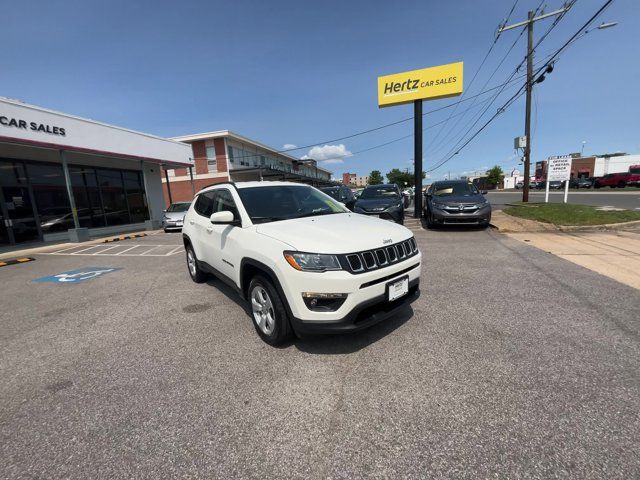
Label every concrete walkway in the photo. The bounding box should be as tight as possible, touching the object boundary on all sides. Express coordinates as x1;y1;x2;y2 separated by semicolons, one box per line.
506;230;640;290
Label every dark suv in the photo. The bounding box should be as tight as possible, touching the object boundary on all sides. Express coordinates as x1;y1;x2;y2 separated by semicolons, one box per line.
320;185;356;210
424;180;491;228
354;184;404;224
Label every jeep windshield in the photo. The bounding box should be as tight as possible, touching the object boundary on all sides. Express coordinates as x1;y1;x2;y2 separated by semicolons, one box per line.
238;185;348;224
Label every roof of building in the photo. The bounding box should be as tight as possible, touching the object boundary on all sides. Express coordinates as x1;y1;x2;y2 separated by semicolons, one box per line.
171;129;332;175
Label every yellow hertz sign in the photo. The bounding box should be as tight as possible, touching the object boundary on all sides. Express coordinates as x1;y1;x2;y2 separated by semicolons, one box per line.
378;62;464;107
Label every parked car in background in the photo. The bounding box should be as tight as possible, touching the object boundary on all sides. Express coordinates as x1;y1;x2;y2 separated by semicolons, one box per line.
423;180;491;228
163;201;191;232
320;185;356;210
594;171;640;188
515;181;524;189
570;177;593;189
354;184;404;224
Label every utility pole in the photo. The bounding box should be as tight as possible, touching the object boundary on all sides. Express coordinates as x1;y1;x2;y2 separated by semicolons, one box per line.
499;5;571;202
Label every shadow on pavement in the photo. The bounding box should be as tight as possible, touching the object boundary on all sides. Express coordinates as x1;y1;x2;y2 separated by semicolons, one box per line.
202;268;417;354
292;305;415;355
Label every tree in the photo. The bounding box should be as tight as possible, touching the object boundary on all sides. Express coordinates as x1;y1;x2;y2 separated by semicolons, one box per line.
368;170;384;185
386;168;427;188
386;168;413;188
485;165;505;187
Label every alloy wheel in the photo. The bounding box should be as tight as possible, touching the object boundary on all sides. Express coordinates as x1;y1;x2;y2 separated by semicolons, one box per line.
250;286;275;335
187;249;197;276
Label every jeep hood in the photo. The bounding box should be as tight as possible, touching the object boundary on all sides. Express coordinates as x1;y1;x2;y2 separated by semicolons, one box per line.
255;213;412;254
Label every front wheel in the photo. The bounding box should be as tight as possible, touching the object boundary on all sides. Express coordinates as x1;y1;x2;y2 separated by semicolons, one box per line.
248;275;293;346
186;244;208;283
425;210;435;229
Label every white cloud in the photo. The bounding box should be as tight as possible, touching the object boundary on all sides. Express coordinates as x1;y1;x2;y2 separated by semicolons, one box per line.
302;144;352;164
282;143;297;150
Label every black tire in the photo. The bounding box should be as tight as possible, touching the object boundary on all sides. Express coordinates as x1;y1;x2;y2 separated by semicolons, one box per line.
163;228;169;233
185;244;208;283
248;275;293;346
425;210;435;229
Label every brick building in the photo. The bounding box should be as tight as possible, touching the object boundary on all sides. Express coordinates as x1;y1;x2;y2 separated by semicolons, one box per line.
162;130;333;205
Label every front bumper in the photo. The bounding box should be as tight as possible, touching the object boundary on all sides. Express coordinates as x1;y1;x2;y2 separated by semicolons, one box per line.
355;209;404;224
428;206;491;225
290;277;420;334
163;221;184;230
280;253;421;327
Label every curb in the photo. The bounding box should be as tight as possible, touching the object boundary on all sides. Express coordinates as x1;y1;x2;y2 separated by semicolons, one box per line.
0;257;35;267
493;213;640;233
103;233;147;243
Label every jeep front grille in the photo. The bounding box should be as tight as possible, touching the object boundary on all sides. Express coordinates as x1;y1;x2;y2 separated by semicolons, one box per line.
339;238;419;274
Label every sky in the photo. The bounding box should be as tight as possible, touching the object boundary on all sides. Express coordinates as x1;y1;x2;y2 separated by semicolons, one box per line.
2;0;638;180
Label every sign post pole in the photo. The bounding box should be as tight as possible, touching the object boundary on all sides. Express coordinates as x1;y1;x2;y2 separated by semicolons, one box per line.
563;177;570;203
413;100;422;219
377;62;464;222
545;177;550;203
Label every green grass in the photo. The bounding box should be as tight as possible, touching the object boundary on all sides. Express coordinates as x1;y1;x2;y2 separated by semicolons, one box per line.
503;203;640;226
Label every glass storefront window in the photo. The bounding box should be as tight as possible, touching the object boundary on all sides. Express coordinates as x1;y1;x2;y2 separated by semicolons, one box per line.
0;160;27;185
26;163;73;233
69;167;106;228
97;169;130;226
123;170;149;223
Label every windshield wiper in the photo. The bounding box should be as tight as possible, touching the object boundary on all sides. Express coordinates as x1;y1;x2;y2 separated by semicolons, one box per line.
294;210;340;219
251;216;287;223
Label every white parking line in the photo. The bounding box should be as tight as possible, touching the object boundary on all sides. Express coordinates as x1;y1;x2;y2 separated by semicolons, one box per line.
70;245;104;255
46;244;183;257
114;245;141;255
92;245;123;255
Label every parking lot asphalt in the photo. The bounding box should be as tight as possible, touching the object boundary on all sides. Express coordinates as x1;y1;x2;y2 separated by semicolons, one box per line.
1;228;639;478
487;190;640;210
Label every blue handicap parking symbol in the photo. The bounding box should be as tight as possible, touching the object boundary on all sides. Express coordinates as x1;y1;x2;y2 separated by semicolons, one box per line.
34;267;122;284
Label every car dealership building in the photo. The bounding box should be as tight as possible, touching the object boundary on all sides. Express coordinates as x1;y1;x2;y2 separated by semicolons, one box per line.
0;97;192;246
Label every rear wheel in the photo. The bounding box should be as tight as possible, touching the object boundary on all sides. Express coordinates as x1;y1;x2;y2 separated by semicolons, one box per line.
186;244;207;283
248;275;293;346
617;181;626;188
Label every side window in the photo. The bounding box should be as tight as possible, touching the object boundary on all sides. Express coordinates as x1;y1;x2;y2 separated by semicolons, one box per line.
194;192;214;217
213;189;239;219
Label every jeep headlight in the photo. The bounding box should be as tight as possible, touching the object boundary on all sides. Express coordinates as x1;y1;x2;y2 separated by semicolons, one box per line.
283;251;342;272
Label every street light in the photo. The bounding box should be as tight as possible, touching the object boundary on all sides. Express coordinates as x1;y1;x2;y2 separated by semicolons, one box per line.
581;140;587;157
597;21;618;30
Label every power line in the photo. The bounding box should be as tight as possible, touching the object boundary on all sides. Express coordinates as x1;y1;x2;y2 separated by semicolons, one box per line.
427;0;617;174
225;72;530;163
428;0;520;148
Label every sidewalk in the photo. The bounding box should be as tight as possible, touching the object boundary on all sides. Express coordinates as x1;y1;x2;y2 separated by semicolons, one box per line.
0;230;157;261
506;230;640;290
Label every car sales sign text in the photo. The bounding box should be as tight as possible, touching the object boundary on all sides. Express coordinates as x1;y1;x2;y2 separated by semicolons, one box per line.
378;62;463;108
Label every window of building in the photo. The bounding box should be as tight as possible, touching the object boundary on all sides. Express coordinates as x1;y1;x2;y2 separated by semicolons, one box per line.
123;170;149;223
97;169;130;226
26;163;72;232
69;167;106;228
206;146;217;172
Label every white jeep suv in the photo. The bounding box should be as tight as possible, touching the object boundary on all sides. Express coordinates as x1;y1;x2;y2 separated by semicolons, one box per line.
182;181;421;345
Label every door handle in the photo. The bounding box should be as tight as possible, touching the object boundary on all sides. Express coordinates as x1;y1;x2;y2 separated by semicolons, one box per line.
206;226;213;233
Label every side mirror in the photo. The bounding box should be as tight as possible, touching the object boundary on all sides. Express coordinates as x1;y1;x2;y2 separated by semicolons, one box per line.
210;210;236;225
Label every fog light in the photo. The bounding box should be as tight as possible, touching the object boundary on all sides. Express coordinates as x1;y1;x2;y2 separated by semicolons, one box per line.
302;292;347;312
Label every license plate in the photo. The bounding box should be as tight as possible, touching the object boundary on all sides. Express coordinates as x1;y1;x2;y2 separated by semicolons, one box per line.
176;221;183;226
387;276;409;301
